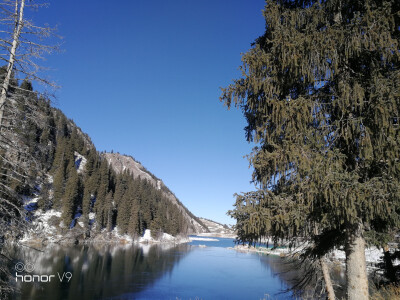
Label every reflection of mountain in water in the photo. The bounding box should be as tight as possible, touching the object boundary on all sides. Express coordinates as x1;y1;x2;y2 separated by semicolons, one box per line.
10;243;189;300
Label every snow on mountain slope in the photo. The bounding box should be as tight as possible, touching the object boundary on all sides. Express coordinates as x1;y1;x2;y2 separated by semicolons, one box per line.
74;151;87;173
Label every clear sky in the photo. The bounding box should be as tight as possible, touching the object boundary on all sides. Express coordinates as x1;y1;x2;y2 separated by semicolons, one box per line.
31;0;266;225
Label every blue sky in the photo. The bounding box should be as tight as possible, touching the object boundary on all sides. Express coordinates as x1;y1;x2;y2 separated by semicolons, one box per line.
31;0;266;225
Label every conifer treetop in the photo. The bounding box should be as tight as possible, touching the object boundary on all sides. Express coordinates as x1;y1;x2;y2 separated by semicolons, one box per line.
222;0;400;245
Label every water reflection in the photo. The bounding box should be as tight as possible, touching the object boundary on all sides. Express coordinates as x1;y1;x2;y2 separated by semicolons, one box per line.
10;243;189;300
9;241;334;299
258;253;347;299
129;247;294;299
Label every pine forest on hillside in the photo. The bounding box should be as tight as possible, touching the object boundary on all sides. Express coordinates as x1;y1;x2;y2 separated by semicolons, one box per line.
0;67;202;238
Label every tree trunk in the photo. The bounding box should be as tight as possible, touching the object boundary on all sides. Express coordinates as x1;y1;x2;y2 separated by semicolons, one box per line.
0;0;25;129
345;225;368;300
320;257;335;300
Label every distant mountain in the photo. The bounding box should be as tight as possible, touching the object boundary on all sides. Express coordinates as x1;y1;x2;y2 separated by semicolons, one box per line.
198;218;236;238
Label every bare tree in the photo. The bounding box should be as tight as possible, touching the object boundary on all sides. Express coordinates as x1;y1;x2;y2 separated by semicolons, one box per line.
0;0;58;229
0;1;58;298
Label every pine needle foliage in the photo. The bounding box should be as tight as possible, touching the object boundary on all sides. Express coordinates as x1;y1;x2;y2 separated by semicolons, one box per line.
222;0;400;256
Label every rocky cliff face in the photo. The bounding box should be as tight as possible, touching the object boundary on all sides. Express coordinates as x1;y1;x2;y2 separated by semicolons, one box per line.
103;152;208;234
102;153;157;184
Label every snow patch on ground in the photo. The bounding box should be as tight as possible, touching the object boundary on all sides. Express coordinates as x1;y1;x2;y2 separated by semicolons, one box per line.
19;209;62;243
233;244;389;270
22;196;39;212
331;247;384;264
22;195;39;205
159;232;174;241
139;229;154;243
137;229;189;244
110;226;133;244
74;151;87;173
89;212;95;223
232;244;291;256
34;209;61;221
47;174;53;184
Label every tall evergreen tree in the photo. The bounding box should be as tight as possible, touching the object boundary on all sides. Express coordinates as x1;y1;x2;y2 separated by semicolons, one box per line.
81;175;95;229
94;158;113;228
61;166;80;228
221;1;400;299
116;188;131;234
105;191;114;232
52;135;76;209
37;179;52;210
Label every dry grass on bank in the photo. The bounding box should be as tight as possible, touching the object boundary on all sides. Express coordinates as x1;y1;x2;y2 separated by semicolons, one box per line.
370;284;400;300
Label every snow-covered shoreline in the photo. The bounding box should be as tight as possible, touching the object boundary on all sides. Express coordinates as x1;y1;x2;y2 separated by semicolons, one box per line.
196;232;237;239
230;243;389;271
20;200;191;246
19;226;190;246
231;244;290;256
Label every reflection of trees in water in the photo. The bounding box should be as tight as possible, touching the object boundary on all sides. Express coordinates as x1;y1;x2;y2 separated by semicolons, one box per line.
10;243;189;300
258;254;347;299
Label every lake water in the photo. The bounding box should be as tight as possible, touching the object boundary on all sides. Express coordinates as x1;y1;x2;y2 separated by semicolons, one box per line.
9;237;302;300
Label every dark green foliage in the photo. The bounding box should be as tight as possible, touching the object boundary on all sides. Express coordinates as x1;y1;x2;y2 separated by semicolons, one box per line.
61;167;80;228
128;199;140;236
81;176;95;229
84;150;97;178
37;180;52;210
93;159;111;228
113;172;192;237
223;0;400;246
105;191;114;232
116;187;131;234
222;2;400;297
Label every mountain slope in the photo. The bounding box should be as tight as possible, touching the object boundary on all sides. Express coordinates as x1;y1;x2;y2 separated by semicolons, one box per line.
1;77;207;240
198;218;236;238
103;153;208;234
